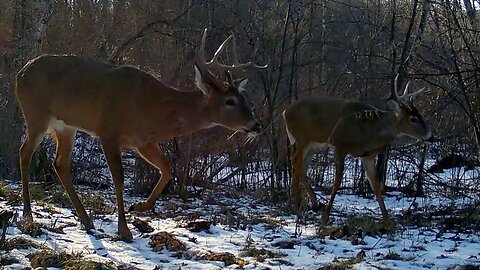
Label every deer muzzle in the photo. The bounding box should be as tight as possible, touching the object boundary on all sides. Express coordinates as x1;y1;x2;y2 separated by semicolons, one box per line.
244;121;262;135
423;131;434;143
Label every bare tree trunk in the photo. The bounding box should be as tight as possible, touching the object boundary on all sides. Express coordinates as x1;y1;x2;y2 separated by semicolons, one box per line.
5;0;52;183
415;144;428;196
320;0;327;87
268;2;291;200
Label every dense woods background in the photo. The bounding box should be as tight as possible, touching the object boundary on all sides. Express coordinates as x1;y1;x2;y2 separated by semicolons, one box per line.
0;0;479;202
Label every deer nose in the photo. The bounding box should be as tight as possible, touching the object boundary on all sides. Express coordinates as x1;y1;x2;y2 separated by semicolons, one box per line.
251;122;262;133
424;132;434;143
244;121;262;134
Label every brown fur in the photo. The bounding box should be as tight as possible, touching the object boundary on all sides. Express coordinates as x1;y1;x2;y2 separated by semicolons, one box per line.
284;96;432;224
16;54;260;240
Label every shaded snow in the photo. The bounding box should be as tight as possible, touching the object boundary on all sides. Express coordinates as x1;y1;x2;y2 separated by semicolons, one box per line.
1;175;479;269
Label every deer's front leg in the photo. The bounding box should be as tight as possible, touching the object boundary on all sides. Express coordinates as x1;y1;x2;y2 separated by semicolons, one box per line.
129;143;173;212
101;139;132;241
300;148;319;211
291;147;306;213
53;128;93;230
19;127;47;223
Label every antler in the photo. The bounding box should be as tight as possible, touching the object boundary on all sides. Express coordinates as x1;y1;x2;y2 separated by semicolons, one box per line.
392;74;426;103
198;28;268;71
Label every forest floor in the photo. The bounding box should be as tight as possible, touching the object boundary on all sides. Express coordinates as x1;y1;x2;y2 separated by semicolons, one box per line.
0;177;479;269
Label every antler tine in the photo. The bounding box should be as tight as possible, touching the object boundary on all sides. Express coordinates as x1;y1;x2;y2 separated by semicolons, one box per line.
250;38;268;69
392;74;401;101
199;28;208;62
197;28;229;67
198;29;233;70
227;33;268;69
401;81;411;98
229;33;240;66
209;35;233;64
228;34;268;69
404;87;426;103
396;77;426;103
199;29;268;71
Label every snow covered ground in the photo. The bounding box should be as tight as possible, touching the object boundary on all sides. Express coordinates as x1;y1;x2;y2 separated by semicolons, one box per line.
1;176;479;269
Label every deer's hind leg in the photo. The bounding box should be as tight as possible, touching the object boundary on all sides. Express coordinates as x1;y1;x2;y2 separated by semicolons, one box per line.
19;124;48;222
321;151;346;225
300;143;330;211
18;102;50;222
129;143;173;212
361;155;389;222
52;126;93;230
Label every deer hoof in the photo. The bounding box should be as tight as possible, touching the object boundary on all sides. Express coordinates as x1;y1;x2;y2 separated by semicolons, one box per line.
129;202;152;212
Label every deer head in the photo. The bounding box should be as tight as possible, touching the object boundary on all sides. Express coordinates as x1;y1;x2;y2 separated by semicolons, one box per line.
194;29;267;135
386;75;433;142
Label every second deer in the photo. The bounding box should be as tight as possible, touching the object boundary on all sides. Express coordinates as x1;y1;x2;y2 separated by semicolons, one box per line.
283;76;433;224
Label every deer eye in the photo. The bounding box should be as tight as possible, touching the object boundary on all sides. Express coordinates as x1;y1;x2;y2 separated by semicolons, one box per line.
409;116;418;123
225;98;237;106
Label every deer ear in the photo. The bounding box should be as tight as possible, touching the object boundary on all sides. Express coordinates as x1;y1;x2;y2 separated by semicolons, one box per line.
387;99;401;114
238;78;248;93
194;64;211;96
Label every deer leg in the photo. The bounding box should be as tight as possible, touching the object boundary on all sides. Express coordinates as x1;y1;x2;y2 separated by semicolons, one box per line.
301;149;319;211
19;126;47;222
322;152;346;225
291;146;306;213
129;143;172;212
361;155;389;221
52;128;93;230
101;139;132;241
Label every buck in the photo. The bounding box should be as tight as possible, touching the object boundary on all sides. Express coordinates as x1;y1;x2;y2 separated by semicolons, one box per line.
16;29;266;240
283;76;433;224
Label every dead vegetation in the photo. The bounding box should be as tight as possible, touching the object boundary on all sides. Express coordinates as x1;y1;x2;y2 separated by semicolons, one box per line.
318;216;395;241
4;236;39;251
132;218;154;233
197;251;247;267
318;250;366;269
27;249;73;268
27;248;117;269
149;232;187;252
83;194;114;215
239;246;286;262
0;183;20;205
18;220;44;237
0;254;19;266
185;220;212;232
382;250;403;260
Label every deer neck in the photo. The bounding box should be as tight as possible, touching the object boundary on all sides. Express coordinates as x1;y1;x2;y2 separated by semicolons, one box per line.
141;87;214;141
376;111;402;141
167;90;213;133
